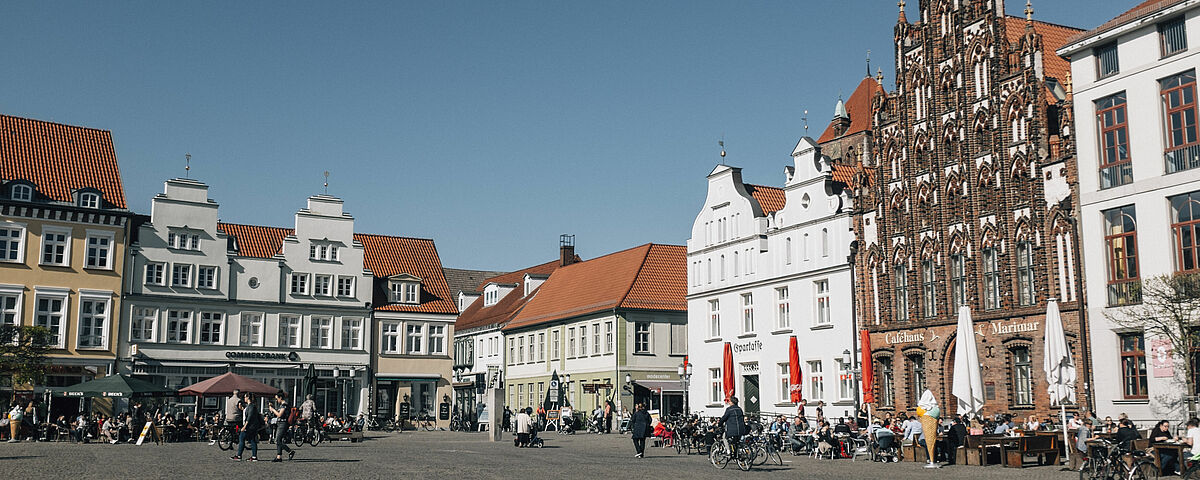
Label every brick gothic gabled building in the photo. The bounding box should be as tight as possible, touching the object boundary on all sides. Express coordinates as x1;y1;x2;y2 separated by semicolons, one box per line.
854;1;1089;419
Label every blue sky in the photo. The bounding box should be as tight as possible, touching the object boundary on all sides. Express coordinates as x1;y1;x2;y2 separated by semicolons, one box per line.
2;1;1120;271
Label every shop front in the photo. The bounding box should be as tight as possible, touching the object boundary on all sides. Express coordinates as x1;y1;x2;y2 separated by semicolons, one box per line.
374;374;450;427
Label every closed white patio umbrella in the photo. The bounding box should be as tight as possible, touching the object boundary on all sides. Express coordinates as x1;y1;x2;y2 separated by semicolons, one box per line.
952;305;985;418
1044;299;1076;462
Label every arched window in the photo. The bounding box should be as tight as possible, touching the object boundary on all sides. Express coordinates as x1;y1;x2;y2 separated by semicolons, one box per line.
79;192;100;209
821;229;829;257
720;255;726;281
733;251;740;277
11;184;32;202
785;237;793;265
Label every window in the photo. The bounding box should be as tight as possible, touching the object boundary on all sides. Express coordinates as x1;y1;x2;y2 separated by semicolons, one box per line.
741;293;754;332
809;360;824;400
733;251;739;277
79;234;111;270
894;265;909;322
551;329;561;360
908;354;926;405
1163;70;1200;172
1120;333;1148;399
78;192;100;209
290;273;309;295
309;242;339;261
1172;191;1200;272
878;358;894;407
518;384;525;409
785;237;793;265
1095;42;1119;78
199;312;223;345
710;368;723;403
279;315;301;348
803;234;809;261
406;323;424;354
518;335;526;363
708;299;720;337
340;317;362;349
1104;205;1141;306
982;248;1000;310
1012;347;1033;406
0;225;24;262
591;324;600;355
537;332;545;361
720;255;725;281
484;288;498;306
311;316;332;349
170;263;192;288
815;280;831;325
635;322;651;353
166;310;192;344
779;363;791;402
707;258;712;284
313;274;332;296
605;321;614;354
381;322;400;353
921;260;937;317
949;254;966;308
10;184;31;201
337;276;355;297
578;324;587;355
429;325;445;355
77;297;108;349
776;287;790;329
670;323;686;355
197;266;217;289
167;232;200;250
131;307;157;342
145;262;165;286
35;294;66;348
1016;242;1034;306
40;228;69;266
1161;17;1188;57
392;282;419;304
1096;92;1133;189
240;313;263;346
838;360;853;400
821;228;829;257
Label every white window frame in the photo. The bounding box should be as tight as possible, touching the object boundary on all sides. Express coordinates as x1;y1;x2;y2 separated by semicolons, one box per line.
0;286;23;330
779;363;791;402
567;327;576;357
591;323;600;356
837;359;853;400
10;184;32;202
551;329;561;360
579;324;587;354
403;283;419;304
537;331;545;361
33;288;68;348
40;226;71;267
808;360;824;400
709;299;721;338
144;262;166;286
239;312;263;347
336;276;355;297
604;321;614;354
741;293;754;333
196;265;218;290
406;323;425;354
171;263;193;288
309;242;339;261
710;368;722;403
815;280;831;326
776;286;790;329
76;292;110;350
78;192;100;209
83;231;114;270
341;317;363;350
0;222;26;264
313;274;332;297
634;322;651;353
311;316;333;349
198;311;224;345
381;322;401;354
279;315;301;348
290;273;309;295
166;309;192;344
429;324;445;355
131;306;157;342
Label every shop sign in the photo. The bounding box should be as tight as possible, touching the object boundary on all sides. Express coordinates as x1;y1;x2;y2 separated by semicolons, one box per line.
1152;338;1174;378
884;330;925;345
225;351;300;362
732;340;763;354
646;374;671;379
975;321;1040;336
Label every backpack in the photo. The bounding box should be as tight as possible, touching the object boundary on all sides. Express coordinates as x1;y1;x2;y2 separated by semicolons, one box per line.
287;407;299;425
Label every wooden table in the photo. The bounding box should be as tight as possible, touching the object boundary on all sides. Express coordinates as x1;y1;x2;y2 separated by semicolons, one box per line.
1153;442;1189;474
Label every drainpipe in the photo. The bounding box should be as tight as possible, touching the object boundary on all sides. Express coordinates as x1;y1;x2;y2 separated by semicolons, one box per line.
848;239;861;421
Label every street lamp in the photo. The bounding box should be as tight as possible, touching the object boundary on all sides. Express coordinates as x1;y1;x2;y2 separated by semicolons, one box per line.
678;362;692;416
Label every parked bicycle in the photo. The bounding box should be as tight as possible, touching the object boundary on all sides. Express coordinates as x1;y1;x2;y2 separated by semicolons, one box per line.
412;411;436;431
1080;438;1158;480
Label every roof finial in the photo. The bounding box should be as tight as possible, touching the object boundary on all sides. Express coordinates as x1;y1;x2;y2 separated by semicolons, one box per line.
876;67;884;83
802;110;809;134
323;170;330;194
866;49;872;78
718;138;726;165
1025;0;1033;21
185;153;191;178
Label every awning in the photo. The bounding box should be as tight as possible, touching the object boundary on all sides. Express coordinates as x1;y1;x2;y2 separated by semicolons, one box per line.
377;374;442;382
632;379;684;393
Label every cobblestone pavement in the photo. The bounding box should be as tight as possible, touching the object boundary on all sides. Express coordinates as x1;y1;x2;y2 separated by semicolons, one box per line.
1;430;1082;479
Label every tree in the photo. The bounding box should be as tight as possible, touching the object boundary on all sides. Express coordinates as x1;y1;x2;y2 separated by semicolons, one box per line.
1106;273;1200;419
0;325;52;389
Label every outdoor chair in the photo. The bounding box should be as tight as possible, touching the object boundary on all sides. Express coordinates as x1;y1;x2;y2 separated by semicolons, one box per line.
850;436;871;461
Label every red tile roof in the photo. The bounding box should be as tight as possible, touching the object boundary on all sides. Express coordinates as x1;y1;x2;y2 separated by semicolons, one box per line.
456;260;567;332
1003;17;1083;83
817;77;885;144
505;244;686;330
0;114;128;209
1064;0;1183;47
745;184;786;215
356;233;457;314
218;223;293;258
832;164;877;189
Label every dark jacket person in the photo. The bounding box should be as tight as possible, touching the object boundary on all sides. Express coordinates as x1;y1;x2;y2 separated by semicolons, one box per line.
630;404;652;458
720;396;747;440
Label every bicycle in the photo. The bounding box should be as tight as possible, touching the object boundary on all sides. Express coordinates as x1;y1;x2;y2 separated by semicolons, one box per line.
1080;438;1158;480
1182;452;1200;479
413;411;436;431
292;421;325;447
709;436;753;471
214;423;238;451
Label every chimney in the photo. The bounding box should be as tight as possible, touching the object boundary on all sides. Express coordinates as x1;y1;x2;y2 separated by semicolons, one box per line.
560;234;577;266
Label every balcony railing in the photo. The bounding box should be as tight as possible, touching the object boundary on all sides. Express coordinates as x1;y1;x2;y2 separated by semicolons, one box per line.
1166;144;1200;174
1100;162;1134;189
1107;280;1142;307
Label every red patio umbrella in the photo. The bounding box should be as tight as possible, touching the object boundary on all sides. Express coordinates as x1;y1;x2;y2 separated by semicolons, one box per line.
860;329;875;404
788;336;802;404
178;372;280;397
723;342;735;401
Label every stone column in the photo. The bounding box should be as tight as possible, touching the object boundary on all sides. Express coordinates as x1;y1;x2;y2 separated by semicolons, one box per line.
486;387;504;441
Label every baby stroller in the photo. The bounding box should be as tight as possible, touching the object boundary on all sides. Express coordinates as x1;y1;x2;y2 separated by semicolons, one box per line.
528;427;545;448
872;432;900;462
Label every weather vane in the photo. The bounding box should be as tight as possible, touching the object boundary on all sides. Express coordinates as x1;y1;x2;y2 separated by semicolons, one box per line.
718;138;726;165
185;153;191;178
803;110;809;133
323;171;330;194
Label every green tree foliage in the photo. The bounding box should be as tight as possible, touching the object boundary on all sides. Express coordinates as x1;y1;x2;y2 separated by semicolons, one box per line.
0;325;52;387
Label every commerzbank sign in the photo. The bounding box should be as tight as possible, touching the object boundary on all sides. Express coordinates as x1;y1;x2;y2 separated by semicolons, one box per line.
883;320;1042;345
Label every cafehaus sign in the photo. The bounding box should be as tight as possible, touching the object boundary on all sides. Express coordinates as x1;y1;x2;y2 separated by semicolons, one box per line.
884;320;1042;345
226;351;301;362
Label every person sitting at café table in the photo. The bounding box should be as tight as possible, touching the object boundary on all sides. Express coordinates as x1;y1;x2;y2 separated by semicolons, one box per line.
1071;418;1094;472
1116;419;1142;452
1150;420;1178;474
1175;418;1200;465
834;417;852;435
1025;416;1040;432
903;415;922;444
816;421;839;457
1102;416;1117;434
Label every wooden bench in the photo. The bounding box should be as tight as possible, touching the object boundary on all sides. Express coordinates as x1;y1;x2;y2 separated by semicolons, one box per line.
1004;435;1059;467
964;435;1006;465
326;431;364;443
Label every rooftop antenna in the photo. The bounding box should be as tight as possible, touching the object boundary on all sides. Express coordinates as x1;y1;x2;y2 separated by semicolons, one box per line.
718;137;726;165
323;171;329;194
185;153;191;178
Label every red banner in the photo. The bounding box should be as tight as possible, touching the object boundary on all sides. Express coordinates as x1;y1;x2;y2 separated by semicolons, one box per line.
860;329;875;404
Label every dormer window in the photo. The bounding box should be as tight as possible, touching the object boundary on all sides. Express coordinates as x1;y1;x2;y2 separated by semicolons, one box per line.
78;192;100;209
167;231;201;251
484;286;499;306
309;242;340;262
388;274;422;304
11;185;32;202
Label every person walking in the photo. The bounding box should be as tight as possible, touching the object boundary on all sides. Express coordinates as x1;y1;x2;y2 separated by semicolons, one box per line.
232;393;262;461
269;391;296;462
514;407;532;447
604;400;614;434
630;403;652;458
1071;418;1094;471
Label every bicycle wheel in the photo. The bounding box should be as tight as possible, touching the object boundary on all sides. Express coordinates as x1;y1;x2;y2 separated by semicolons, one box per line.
217;429;234;451
308;430;321;446
292;428;306;448
1130;461;1159;480
423;419;435;431
1183;464;1200;480
710;443;730;468
768;445;783;466
751;442;768;466
736;445;752;471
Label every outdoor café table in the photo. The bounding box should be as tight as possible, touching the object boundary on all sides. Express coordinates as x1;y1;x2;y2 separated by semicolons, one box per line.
1153;441;1189;473
792;433;815;453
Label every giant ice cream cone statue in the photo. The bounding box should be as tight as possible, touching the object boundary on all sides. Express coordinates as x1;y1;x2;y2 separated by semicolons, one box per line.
916;389;941;468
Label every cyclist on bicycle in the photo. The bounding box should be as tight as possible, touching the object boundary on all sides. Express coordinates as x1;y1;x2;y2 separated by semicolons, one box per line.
720;396;748;456
300;394;316;429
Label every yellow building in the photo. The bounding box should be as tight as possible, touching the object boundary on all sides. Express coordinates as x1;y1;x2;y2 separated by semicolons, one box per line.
0;114;132;412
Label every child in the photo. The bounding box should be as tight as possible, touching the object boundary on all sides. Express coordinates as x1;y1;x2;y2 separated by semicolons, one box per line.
1071;418;1093;472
